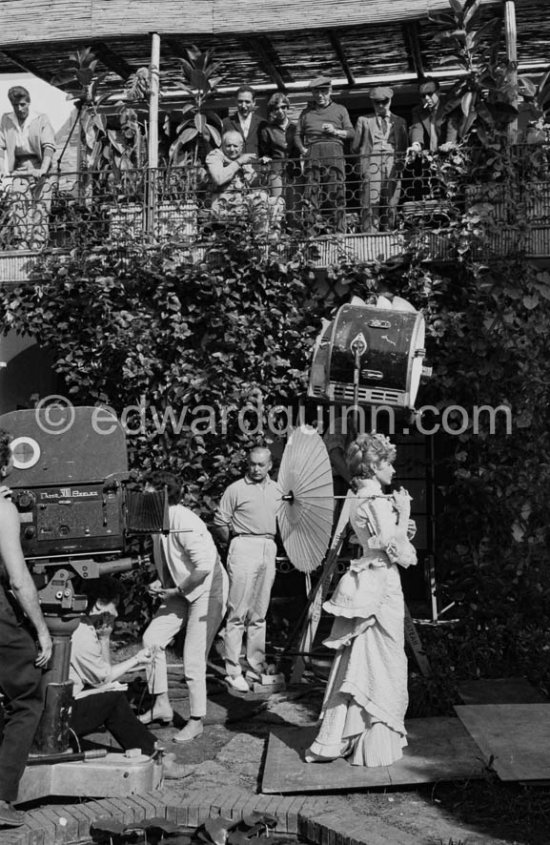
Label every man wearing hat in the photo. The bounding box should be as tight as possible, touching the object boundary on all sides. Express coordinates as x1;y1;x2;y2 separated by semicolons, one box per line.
296;77;354;233
408;78;459;156
352;86;409;231
407;78;460;200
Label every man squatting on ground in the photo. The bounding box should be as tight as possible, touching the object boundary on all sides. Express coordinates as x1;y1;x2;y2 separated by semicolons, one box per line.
213;447;279;693
0;429;53;827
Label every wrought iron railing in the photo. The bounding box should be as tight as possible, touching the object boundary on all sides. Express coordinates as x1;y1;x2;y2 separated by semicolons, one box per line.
0;145;549;253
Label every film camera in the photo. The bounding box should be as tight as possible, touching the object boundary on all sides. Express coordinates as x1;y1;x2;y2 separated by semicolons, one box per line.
0;405;167;615
0;405;170;799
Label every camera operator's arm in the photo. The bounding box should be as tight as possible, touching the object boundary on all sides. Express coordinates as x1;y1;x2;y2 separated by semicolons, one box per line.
0;499;52;667
104;648;151;684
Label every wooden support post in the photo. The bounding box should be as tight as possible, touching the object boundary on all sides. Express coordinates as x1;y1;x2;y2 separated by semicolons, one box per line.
505;0;518;144
146;32;160;237
404;604;432;677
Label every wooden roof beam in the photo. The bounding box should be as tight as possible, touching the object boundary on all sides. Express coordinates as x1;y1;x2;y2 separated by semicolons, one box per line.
92;42;133;80
244;35;291;92
328;31;356;87
0;49;53;83
402;21;425;79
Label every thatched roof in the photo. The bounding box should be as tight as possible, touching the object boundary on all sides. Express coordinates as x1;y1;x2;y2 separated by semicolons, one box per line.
0;0;548;96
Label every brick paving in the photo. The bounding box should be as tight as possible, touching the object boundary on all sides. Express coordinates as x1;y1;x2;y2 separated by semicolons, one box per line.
7;788;394;845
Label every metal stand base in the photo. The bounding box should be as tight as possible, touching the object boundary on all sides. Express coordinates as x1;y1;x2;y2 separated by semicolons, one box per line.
249;673;286;693
17;753;162;804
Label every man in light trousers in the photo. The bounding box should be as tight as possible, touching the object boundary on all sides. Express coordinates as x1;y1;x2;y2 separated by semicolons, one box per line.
140;472;228;742
213;447;279;693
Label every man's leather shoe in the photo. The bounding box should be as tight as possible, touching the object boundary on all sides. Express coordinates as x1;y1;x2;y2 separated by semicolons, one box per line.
162;752;188;780
0;801;26;827
172;720;204;743
226;674;250;693
138;707;173;726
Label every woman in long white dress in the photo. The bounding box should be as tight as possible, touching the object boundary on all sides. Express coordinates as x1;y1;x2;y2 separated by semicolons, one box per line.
306;433;417;767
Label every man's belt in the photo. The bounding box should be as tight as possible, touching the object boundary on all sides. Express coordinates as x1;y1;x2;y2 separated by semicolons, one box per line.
233;533;275;539
308;139;344;147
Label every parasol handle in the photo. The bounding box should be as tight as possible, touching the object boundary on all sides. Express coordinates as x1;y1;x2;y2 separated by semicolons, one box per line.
281;491;295;503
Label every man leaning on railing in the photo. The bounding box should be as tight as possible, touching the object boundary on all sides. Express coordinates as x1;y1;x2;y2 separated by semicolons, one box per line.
0;86;56;251
205;130;281;238
296;77;354;235
405;78;459;204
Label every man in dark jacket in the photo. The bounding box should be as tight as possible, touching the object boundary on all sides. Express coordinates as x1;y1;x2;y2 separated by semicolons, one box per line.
222;86;266;156
408;78;459;154
406;78;460;201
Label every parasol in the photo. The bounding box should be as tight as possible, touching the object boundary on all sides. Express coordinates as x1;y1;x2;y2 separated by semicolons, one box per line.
276;425;334;573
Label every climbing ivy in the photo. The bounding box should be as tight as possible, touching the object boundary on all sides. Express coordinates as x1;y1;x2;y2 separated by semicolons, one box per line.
0;232;327;514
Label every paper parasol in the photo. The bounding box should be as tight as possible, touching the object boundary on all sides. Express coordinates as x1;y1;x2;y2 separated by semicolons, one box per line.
276;425;334;573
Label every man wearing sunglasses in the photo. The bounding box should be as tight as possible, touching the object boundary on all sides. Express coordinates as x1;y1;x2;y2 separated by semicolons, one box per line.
352;86;409;232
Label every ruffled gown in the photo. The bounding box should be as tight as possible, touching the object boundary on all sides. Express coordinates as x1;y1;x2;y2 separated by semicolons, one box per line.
306;478;416;767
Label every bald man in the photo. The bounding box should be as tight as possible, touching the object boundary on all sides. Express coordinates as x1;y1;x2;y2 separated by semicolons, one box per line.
206;130;271;230
213;447;279;692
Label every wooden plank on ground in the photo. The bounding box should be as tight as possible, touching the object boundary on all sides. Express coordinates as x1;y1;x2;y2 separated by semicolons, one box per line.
456;677;547;705
455;703;550;782
261;718;484;793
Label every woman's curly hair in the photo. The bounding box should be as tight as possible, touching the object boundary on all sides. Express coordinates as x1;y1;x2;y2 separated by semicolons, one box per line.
346;433;396;491
0;429;12;471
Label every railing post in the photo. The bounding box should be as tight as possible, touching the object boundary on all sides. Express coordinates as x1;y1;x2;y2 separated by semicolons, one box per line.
146;31;161;238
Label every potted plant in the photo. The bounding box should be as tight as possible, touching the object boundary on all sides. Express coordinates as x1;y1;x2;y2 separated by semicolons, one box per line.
157;45;224;244
53;50;152;244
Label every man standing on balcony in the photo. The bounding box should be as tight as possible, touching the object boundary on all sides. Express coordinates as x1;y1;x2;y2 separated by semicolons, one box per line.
0;86;56;250
352;87;409;232
296;77;354;234
222;86;267;156
406;79;459;200
408;79;459;155
213;447;279;693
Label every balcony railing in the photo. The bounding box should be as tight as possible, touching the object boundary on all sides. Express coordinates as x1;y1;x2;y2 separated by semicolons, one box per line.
1;146;549;260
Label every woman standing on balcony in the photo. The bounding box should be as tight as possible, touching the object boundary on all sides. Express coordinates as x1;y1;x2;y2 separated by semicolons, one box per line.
305;433;417;767
0;86;56;250
259;93;300;200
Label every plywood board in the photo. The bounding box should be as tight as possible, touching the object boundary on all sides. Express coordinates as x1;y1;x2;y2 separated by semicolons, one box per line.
457;677;547;705
261;718;484;794
455;704;550;782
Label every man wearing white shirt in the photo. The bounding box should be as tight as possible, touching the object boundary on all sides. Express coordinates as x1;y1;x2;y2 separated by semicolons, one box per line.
0;86;56;248
140;472;228;742
213;447;279;693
